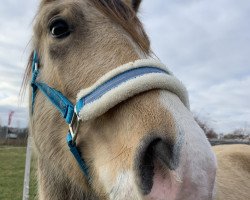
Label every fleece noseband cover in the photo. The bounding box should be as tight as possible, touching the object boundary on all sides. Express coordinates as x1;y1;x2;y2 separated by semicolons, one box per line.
76;59;189;121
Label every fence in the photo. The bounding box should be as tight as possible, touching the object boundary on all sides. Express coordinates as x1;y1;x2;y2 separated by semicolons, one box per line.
0;127;28;146
209;139;250;146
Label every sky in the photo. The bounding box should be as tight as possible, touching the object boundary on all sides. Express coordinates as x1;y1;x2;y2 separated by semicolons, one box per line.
0;0;249;134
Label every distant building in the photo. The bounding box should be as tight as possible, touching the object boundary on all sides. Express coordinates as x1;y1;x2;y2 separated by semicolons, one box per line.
0;126;28;140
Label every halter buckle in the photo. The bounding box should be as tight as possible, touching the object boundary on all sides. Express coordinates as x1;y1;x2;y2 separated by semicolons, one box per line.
69;113;80;143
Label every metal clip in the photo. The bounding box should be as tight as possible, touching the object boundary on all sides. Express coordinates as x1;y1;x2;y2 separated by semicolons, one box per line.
35;62;38;71
69;113;80;143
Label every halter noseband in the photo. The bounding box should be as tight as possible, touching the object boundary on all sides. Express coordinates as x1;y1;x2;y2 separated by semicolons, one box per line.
31;51;189;183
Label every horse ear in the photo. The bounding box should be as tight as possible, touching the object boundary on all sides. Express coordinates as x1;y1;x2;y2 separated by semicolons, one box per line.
123;0;142;12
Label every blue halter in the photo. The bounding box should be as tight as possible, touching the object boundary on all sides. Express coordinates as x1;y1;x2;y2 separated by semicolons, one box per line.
31;51;170;182
31;51;90;180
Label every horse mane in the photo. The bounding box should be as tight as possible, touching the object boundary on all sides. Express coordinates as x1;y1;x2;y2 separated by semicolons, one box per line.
21;0;150;99
20;51;33;102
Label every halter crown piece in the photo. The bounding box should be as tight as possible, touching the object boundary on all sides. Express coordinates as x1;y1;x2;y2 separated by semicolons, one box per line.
31;51;189;183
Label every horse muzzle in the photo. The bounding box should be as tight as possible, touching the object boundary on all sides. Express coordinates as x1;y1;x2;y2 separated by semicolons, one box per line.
134;135;182;200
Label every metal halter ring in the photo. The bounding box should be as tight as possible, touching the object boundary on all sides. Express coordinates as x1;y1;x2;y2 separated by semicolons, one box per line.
69;112;80;143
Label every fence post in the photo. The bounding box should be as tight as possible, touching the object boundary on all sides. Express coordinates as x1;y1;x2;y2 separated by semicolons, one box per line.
22;136;32;200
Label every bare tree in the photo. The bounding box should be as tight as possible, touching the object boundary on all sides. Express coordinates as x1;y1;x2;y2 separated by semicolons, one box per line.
194;117;218;139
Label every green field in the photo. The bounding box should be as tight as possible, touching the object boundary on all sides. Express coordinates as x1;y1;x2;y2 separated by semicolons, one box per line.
0;146;37;200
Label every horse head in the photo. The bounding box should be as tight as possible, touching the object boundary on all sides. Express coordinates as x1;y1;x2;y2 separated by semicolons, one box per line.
26;0;217;199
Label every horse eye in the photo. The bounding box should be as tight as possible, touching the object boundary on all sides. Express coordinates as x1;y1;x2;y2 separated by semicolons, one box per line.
49;19;71;39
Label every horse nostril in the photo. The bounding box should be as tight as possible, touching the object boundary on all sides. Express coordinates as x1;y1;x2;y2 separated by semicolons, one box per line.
154;139;177;170
135;138;179;195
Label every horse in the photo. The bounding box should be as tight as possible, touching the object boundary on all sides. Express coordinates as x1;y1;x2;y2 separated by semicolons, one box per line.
213;144;250;200
23;0;219;199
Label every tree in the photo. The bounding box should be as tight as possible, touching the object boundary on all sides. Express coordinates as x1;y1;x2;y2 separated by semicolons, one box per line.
224;128;247;140
194;117;218;139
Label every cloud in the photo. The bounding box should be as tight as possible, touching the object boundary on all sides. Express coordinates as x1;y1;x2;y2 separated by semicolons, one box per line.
0;0;38;128
191;76;250;132
141;0;250;133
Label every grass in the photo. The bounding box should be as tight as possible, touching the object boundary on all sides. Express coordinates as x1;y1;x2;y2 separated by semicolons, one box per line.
0;146;37;200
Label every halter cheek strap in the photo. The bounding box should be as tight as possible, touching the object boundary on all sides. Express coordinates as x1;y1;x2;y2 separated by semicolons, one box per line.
31;51;90;180
30;51;189;183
